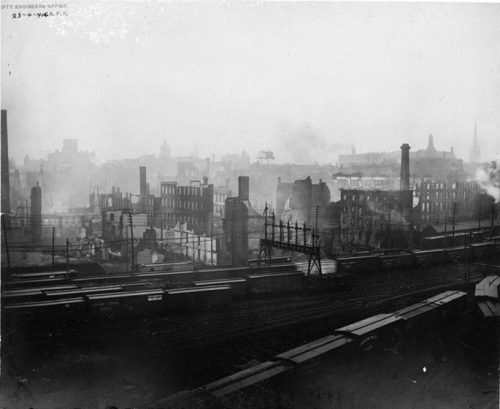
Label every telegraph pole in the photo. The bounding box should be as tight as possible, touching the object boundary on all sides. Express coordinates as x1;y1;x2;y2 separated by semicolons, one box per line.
388;205;392;249
315;206;319;233
52;226;55;265
128;212;135;271
66;237;69;271
211;220;214;267
478;194;482;229
464;232;470;282
2;214;11;272
125;225;129;272
452;202;457;242
491;203;496;235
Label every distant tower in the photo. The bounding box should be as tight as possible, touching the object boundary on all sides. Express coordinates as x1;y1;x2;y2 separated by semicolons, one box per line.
426;134;436;152
139;166;147;196
139;166;147;212
400;144;411;191
470;121;481;163
30;182;42;244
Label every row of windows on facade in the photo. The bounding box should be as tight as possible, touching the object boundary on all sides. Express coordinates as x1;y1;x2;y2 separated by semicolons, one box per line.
161;197;207;210
417;182;478;190
214;193;230;203
341;216;383;228
420;201;474;214
336;179;397;187
41;216;82;225
341;193;402;203
161;185;207;197
417;192;459;200
342;204;403;216
162;213;206;225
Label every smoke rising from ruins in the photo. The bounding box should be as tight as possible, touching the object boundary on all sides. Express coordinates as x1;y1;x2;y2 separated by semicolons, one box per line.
475;161;500;203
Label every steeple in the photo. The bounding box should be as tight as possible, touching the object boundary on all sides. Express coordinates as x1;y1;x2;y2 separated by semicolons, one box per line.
470;120;481;163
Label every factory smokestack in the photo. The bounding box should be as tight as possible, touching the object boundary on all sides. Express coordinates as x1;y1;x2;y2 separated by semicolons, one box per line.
1;110;11;218
139;166;147;196
400;143;410;191
30;182;42;244
238;176;249;201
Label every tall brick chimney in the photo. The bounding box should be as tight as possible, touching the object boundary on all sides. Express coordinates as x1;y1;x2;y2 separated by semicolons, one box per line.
238;176;249;201
400;143;410;191
139;166;147;196
30;182;42;244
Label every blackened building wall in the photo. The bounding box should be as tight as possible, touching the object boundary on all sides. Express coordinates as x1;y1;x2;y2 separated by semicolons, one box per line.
224;197;249;266
223;176;264;266
415;180;490;224
276;176;330;226
340;188;413;249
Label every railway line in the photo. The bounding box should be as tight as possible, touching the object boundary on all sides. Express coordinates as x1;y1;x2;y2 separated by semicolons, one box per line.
3;255;496;405
4;258;487;355
3;238;497;360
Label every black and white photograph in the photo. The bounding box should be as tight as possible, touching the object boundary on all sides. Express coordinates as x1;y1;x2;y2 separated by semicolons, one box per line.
1;1;500;408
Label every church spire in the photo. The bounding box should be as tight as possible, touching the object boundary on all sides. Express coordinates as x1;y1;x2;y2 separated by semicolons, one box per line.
470;120;481;163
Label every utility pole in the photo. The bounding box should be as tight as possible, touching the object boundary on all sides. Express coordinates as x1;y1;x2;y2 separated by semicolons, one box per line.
315;206;319;234
315;206;320;249
388;205;392;249
464;232;469;282
231;209;235;266
128;212;135;271
2;214;11;272
125;225;129;272
452;202;457;243
66;237;69;271
211;219;214;267
271;212;275;242
478;194;482;229
491;203;497;238
52;226;55;265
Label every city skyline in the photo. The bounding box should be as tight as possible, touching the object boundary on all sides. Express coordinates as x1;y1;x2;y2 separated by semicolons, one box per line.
1;1;500;165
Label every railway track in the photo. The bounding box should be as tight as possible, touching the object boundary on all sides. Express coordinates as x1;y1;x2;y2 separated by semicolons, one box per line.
7;261;484;355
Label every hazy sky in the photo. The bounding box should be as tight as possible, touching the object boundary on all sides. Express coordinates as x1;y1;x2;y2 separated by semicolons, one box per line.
2;1;500;165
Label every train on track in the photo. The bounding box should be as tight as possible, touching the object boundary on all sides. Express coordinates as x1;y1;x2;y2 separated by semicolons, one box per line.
163;289;467;404
2;265;305;320
336;240;500;274
3;239;498;320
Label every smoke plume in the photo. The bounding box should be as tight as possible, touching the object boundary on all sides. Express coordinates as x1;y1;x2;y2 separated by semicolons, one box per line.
475;160;500;203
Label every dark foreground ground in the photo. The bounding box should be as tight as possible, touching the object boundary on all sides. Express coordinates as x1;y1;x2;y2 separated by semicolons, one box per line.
215;306;498;409
1;255;499;408
1;295;497;409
